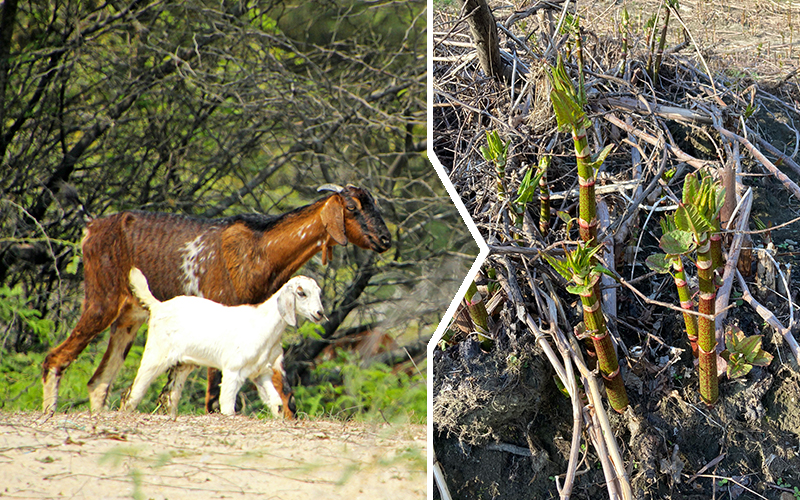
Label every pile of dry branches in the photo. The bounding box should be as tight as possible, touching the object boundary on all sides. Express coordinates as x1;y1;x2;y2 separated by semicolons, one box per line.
433;1;800;499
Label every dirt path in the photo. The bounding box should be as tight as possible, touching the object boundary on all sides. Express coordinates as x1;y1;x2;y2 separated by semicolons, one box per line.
0;412;426;499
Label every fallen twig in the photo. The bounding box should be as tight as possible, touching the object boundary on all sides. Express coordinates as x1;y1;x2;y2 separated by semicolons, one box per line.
736;268;800;364
433;452;453;500
602;113;714;170
714;187;753;345
718;127;800;200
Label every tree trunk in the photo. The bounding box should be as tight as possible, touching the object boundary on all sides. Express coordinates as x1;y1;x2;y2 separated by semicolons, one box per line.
456;0;508;81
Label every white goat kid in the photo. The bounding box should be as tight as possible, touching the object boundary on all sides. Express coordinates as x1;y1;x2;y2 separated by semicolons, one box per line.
123;267;324;417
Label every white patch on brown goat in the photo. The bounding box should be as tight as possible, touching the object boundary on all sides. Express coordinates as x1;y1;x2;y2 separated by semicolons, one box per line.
181;235;206;297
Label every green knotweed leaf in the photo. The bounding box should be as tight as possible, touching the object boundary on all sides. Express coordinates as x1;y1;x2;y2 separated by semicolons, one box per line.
675;204;712;237
566;283;593;295
660;230;696;256
553;375;570;398
539;155;552;170
588;144;615;172
727;355;753;379
737;335;763;361
725;326;743;351
544;253;574;282
723;326;774;375
550;88;580;132
548;56;585;131
659;214;677;235
592;263;617;280
645;253;672;274
515;166;538;204
713;186;726;219
682;173;700;205
751;349;774;367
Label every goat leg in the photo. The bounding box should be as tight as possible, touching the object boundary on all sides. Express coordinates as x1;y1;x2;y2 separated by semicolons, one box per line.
42;298;126;412
122;352;170;413
167;363;195;418
271;356;296;419
205;367;223;413
219;371;244;416
87;304;147;412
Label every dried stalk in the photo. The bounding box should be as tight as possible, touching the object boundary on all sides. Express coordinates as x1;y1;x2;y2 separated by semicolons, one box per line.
736;269;800;364
603;113;713;170
567;338;633;500
529;286;630;500
746;125;800;179
433;452;453;500
714;188;753;344
718;127;800;200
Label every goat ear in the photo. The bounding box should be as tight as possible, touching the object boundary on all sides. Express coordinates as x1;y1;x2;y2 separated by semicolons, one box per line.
278;288;297;326
320;197;347;246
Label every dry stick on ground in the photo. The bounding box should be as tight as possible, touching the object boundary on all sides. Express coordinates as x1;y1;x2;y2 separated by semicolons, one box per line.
527;287;629;500
602;114;715;170
746;125;800;179
527;290;580;500
612;104;645;248
556;337;583;500
566;333;632;500
612;148;671;240
736;269;800;364
597;198;616;320
433;451;453;500
616;272;727;321
718;127;800;201
533;283;631;500
714;187;753;347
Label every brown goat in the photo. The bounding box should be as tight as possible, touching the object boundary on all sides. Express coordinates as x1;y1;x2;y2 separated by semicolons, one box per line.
42;185;391;416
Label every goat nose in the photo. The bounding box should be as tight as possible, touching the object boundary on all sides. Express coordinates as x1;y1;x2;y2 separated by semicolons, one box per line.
379;234;391;246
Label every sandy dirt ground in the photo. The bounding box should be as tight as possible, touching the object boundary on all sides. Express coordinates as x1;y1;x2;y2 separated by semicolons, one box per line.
0;411;426;499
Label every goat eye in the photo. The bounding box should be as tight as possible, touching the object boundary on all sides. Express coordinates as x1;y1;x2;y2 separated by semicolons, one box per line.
346;204;356;212
297;289;306;297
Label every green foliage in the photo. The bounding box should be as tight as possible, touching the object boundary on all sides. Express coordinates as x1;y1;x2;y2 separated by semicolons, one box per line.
297;321;324;340
0;285;55;347
480;130;509;169
588;144;615;173
1;0;461;421
675;173;725;240
514;162;543;206
557;211;576;235
675;203;714;238
645;253;672;274
549;55;590;131
776;478;800;500
660;230;696;257
295;352;426;424
720;325;773;379
544;244;610;290
0;350;45;410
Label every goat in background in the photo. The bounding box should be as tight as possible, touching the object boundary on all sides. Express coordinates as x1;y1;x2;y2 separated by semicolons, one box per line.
43;184;391;416
123;268;324;417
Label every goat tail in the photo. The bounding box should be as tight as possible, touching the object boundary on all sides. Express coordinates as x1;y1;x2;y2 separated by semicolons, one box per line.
128;267;160;310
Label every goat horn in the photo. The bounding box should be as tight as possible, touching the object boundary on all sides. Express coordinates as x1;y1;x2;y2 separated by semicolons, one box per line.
317;184;345;193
